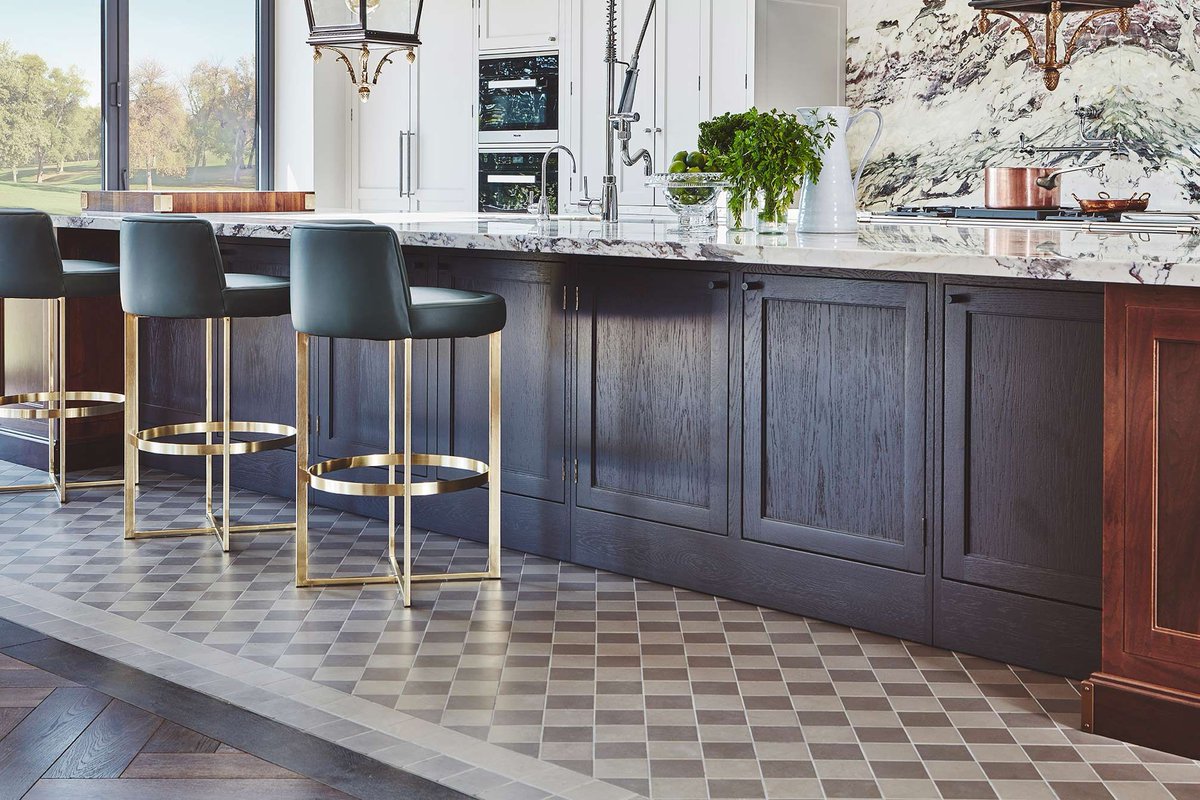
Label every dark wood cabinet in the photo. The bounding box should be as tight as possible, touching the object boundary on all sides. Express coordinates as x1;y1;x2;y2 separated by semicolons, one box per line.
427;256;571;560
742;274;927;572
575;266;731;535
938;285;1103;677
1086;285;1200;759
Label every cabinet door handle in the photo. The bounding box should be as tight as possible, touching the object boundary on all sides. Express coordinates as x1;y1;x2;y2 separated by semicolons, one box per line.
947;293;969;304
742;281;764;291
708;280;729;290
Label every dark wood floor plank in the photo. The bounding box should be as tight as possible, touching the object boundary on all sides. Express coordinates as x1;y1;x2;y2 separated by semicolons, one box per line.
0;620;45;649
123;752;302;780
0;655;31;670
141;720;222;754
0;668;79;689
44;700;163;779
0;687;110;800
24;779;354;799
0;708;31;740
0;688;53;708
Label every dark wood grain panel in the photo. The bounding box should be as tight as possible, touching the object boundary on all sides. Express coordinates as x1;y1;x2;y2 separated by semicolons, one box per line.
122;752;299;779
943;286;1103;608
1152;340;1200;636
577;267;730;534
743;275;926;572
142;721;222;754
82;191;316;214
44;700;162;779
439;257;568;505
0;687;110;798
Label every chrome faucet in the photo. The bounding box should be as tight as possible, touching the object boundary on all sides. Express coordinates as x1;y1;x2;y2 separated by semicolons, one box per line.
529;146;577;220
580;0;657;223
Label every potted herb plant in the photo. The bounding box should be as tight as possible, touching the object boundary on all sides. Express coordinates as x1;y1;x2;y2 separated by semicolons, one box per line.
700;108;835;234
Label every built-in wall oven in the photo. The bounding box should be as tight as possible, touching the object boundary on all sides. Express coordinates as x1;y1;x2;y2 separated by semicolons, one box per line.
478;52;560;144
479;151;558;214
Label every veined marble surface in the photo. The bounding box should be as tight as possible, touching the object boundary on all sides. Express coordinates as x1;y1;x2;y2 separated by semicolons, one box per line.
847;0;1200;210
51;210;1200;286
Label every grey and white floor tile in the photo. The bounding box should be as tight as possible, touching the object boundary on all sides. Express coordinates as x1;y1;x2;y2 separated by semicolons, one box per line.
0;460;1197;800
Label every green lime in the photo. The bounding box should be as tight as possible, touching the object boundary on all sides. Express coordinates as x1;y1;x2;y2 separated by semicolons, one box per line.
672;150;689;165
668;160;687;174
687;152;708;169
687;166;702;174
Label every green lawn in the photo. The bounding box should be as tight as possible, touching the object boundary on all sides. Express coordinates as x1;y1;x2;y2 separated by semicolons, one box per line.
0;160;258;215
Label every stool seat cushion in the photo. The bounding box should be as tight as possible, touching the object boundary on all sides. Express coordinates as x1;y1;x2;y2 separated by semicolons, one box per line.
222;273;291;319
62;260;120;298
409;287;506;340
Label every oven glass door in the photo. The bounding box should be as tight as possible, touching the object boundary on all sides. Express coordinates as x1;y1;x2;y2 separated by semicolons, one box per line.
479;54;559;144
479;152;558;214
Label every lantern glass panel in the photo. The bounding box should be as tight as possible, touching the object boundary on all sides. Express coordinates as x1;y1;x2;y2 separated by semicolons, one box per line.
369;0;417;34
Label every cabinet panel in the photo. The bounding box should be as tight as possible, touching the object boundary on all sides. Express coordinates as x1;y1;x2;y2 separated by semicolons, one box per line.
479;0;560;51
577;267;729;534
743;275;926;572
1125;305;1200;669
943;286;1103;608
439;257;568;504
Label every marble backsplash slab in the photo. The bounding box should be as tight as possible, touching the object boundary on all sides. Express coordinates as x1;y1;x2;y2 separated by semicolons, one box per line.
845;0;1200;210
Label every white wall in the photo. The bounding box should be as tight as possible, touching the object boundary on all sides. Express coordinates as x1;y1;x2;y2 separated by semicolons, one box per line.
754;0;846;110
273;0;315;191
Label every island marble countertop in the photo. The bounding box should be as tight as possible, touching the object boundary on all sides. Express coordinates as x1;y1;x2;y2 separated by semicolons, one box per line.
51;210;1200;286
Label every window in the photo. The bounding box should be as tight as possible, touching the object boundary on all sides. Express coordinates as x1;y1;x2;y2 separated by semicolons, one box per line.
0;0;272;213
0;2;103;214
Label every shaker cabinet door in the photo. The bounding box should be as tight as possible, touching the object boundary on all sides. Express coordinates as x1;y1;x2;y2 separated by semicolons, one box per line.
742;274;927;572
942;286;1103;608
576;267;731;535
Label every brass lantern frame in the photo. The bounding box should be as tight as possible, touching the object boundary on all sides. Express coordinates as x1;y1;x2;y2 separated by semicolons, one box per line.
969;0;1138;91
304;0;425;101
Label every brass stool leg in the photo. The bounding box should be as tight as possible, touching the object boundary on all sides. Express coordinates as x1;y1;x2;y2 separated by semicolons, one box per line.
487;330;502;579
205;318;214;538
401;339;413;607
124;313;139;539
220;317;232;552
295;332;310;587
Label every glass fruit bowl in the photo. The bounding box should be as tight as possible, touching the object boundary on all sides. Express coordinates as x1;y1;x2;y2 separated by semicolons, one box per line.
647;172;728;231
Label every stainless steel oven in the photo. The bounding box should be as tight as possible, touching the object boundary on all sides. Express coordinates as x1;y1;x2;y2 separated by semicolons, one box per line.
479;150;558;214
478;52;560;144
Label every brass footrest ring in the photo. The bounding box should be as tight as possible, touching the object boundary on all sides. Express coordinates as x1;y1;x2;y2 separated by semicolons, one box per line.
133;421;297;457
0;391;125;420
307;453;489;498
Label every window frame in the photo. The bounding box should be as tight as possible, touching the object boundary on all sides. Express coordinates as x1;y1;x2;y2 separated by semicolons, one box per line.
100;0;274;191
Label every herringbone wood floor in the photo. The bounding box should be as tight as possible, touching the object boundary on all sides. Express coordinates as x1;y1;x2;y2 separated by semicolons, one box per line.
0;651;351;800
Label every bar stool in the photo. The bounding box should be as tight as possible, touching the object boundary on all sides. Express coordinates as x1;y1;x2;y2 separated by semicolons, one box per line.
0;209;124;503
290;222;505;606
120;215;297;550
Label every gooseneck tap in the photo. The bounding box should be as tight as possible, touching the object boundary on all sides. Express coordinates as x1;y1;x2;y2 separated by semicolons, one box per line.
530;146;578;220
596;0;657;223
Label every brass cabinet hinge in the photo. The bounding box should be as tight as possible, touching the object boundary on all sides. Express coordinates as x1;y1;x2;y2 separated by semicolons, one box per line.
561;458;566;481
573;458;579;484
575;286;580;311
562;285;567;311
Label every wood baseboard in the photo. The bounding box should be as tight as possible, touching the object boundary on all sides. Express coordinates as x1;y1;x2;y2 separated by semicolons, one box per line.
1084;673;1200;760
0;428;121;472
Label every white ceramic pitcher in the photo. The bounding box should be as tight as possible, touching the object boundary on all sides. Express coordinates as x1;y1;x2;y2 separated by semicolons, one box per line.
797;106;884;234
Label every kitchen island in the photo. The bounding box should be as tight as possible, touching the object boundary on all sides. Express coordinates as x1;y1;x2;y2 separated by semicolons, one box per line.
10;211;1200;759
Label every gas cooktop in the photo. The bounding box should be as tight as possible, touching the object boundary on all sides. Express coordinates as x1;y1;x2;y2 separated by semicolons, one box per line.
883;206;1124;223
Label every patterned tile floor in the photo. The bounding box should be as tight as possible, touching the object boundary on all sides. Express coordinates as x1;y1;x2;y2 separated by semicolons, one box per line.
0;460;1197;800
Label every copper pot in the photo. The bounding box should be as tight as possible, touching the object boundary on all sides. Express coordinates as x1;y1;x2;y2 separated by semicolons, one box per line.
1073;192;1151;214
984;165;1100;210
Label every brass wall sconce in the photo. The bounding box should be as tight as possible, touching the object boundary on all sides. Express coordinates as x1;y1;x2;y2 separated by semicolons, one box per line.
968;0;1139;90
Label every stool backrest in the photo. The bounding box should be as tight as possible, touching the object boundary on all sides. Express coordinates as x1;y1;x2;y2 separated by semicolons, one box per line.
120;215;227;318
0;209;65;299
291;223;414;341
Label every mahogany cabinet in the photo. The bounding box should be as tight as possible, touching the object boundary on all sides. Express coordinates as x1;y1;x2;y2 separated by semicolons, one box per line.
1086;285;1200;760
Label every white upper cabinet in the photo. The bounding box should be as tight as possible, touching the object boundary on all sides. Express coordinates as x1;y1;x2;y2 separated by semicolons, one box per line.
478;0;562;52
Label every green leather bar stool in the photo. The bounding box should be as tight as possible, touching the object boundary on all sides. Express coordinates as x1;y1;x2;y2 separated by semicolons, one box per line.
0;209;124;503
120;215;297;550
290;222;506;607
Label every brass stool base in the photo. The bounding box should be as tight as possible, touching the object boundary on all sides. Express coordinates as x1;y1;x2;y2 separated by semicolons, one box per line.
0;299;125;504
295;332;502;607
124;314;296;552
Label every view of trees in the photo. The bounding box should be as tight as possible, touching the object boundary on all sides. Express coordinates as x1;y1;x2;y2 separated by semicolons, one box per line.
0;39;256;203
0;42;98;185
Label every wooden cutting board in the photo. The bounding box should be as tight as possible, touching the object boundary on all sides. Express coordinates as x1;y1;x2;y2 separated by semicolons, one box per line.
81;191;317;214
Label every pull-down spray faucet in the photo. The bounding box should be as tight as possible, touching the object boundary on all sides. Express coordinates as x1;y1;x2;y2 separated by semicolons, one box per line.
587;0;657;223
